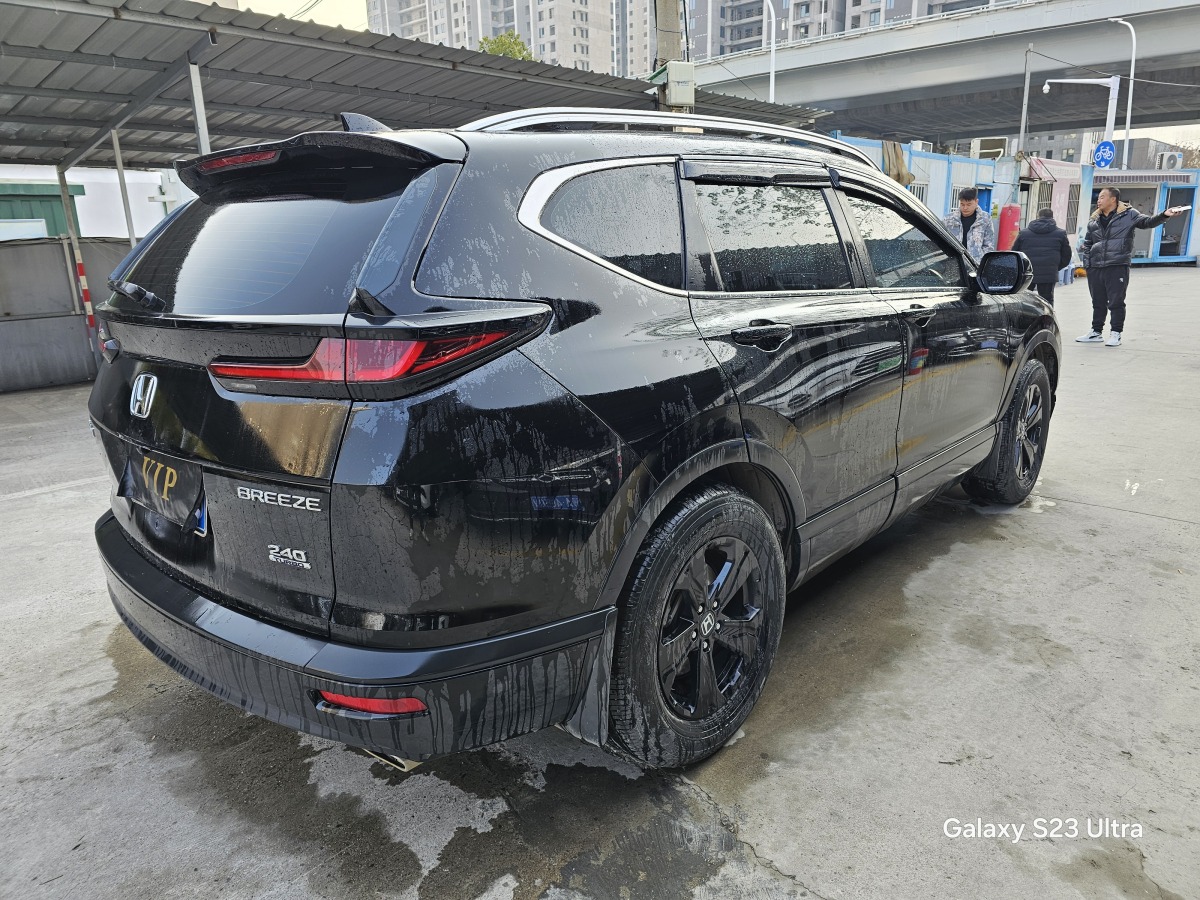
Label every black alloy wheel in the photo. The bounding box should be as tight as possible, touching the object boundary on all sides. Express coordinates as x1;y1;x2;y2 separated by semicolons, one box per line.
1013;380;1046;484
609;485;785;769
658;537;764;720
963;357;1053;505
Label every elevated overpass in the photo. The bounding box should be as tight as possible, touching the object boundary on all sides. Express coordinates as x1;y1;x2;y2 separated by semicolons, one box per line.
695;0;1200;141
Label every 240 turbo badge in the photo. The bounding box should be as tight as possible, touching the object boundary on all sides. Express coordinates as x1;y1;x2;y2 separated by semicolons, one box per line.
268;545;311;569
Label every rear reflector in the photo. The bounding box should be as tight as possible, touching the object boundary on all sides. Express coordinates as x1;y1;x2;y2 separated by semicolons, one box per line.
317;691;427;716
196;150;279;173
208;333;512;385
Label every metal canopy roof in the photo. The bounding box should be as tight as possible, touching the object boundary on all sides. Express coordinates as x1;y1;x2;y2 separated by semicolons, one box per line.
0;0;827;171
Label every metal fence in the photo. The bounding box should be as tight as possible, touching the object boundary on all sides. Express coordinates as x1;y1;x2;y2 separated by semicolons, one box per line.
0;237;128;393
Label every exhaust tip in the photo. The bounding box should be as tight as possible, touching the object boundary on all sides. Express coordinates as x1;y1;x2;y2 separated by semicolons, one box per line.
363;749;423;773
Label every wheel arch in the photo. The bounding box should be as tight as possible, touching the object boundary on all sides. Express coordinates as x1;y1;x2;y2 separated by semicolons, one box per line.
594;439;806;612
1008;326;1060;410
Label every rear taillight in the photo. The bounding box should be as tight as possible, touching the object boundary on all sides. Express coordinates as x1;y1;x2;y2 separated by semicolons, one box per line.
208;339;345;382
317;690;427;716
196;150;279;174
208;332;514;385
348;332;509;380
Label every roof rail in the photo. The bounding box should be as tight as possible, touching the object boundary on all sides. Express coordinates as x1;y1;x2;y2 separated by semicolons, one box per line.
460;108;878;170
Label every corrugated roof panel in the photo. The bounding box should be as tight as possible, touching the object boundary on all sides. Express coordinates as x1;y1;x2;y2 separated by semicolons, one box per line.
0;0;823;169
0;56;56;88
31;12;107;54
41;62;150;97
0;6;78;50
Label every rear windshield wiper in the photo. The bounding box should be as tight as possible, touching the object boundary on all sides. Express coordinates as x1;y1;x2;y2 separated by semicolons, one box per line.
108;280;165;312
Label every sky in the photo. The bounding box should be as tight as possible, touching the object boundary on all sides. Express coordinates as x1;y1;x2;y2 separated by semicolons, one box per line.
232;0;1197;146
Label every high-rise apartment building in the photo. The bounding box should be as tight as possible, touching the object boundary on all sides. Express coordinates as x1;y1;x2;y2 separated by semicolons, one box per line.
686;0;844;62
367;0;612;73
367;0;506;49
528;0;613;71
612;0;655;79
366;0;981;79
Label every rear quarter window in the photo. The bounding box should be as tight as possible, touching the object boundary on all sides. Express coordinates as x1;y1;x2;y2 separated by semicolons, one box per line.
540;163;684;290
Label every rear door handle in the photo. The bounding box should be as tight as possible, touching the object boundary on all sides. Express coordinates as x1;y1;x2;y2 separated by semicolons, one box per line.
731;321;793;351
901;305;938;326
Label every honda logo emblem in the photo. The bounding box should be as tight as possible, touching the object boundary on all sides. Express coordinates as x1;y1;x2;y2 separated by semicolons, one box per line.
130;373;157;419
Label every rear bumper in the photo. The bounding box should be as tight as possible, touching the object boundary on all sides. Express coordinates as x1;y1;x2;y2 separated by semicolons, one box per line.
97;513;614;760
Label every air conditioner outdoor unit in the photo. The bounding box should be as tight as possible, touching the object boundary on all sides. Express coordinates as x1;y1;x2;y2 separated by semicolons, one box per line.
1156;151;1184;170
972;137;1009;160
911;140;934;153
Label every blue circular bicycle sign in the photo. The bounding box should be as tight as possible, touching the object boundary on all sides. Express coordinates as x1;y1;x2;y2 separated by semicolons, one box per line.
1093;140;1117;168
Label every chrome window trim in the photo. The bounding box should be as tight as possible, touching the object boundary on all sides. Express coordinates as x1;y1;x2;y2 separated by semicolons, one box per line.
518;156;689;297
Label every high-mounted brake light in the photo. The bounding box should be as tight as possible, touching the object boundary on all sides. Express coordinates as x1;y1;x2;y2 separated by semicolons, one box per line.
317;691;427;716
208;332;513;384
196;150;279;174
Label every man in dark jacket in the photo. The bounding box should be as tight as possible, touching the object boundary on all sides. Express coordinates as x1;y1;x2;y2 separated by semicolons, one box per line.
1012;208;1072;305
1076;186;1185;347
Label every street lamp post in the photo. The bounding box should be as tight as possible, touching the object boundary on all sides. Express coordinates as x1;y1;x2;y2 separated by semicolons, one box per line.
1109;17;1136;170
1043;76;1121;145
1016;43;1032;161
762;0;777;103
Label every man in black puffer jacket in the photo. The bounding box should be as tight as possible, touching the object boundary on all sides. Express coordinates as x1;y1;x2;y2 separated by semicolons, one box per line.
1076;186;1185;347
1012;208;1072;305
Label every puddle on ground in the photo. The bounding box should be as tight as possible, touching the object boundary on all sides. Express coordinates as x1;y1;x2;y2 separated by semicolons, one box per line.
100;627;803;899
1054;840;1186;900
95;488;1029;898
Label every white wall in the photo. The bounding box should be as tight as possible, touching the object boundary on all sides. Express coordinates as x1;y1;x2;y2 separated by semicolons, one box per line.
0;164;172;240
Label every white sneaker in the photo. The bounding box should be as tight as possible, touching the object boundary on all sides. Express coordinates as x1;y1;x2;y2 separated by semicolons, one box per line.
1105;331;1122;347
1076;330;1104;343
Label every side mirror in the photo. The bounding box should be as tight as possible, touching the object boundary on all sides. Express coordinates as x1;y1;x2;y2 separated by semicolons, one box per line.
976;251;1034;294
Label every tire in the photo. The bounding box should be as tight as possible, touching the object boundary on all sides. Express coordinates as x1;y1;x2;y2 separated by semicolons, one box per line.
963;358;1053;505
607;485;785;769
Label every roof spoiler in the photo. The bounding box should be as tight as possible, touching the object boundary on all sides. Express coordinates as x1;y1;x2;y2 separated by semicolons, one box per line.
176;129;466;194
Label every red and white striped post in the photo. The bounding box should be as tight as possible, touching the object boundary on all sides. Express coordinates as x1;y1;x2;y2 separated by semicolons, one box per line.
56;169;98;342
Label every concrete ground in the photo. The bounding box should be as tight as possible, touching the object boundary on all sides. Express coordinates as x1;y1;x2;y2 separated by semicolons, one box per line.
1;268;1197;900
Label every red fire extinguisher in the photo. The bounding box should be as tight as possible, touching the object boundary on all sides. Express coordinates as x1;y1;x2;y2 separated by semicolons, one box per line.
998;204;1021;251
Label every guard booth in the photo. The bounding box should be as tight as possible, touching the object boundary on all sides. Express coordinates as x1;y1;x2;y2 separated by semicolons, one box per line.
1085;170;1198;264
1000;158;1199;265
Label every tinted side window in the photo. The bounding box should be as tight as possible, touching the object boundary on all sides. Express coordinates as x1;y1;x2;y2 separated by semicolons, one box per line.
844;194;965;289
691;184;851;292
541;164;683;289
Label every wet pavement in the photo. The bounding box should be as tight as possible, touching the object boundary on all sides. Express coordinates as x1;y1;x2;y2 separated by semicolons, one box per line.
2;268;1198;899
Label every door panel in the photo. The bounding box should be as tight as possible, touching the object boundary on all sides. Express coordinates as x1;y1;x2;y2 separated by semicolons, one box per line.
887;288;1008;470
693;292;904;518
682;175;904;545
836;191;1009;476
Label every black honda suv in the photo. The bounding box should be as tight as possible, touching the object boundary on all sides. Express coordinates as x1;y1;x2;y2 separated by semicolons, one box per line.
90;108;1058;769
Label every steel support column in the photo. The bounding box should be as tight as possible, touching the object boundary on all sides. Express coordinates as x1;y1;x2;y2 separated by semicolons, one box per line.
111;130;137;248
54;31;219;171
188;62;211;156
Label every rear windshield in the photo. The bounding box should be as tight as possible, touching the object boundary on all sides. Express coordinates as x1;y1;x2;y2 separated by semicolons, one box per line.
117;167;432;316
